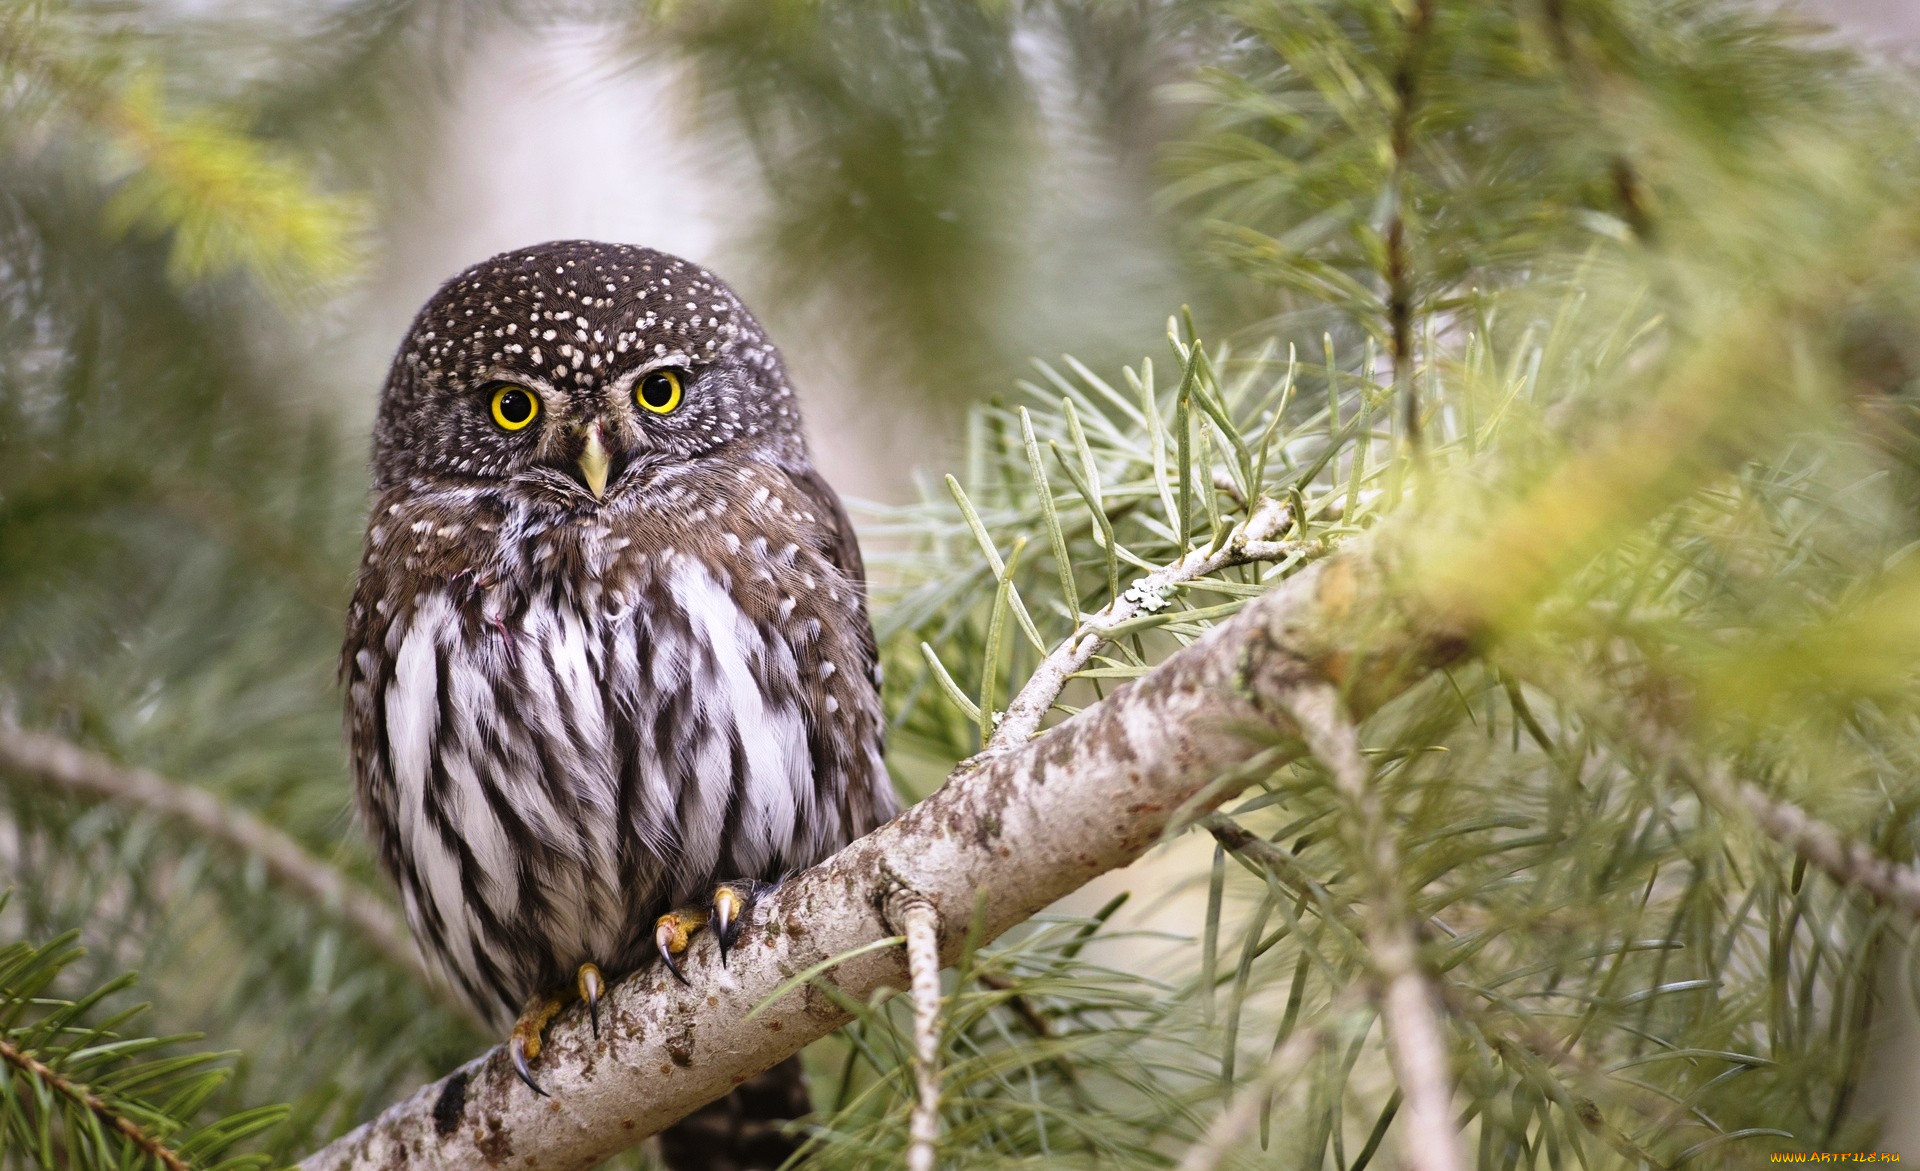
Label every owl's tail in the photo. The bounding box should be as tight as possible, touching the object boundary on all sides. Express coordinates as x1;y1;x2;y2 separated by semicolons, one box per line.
656;1055;811;1171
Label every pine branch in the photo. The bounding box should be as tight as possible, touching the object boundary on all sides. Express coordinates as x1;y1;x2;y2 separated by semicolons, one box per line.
988;493;1314;750
1562;693;1920;921
1279;682;1465;1171
1;2;364;297
0;929;290;1171
1386;0;1435;456
884;888;944;1171
1709;767;1920;918
299;531;1474;1171
0;1034;191;1171
0;724;471;1022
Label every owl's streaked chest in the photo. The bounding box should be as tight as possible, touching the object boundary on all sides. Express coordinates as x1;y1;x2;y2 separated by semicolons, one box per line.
344;473;887;1021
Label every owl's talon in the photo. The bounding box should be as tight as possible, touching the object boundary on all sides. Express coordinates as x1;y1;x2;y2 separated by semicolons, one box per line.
510;1034;548;1097
654;908;707;986
508;994;563;1097
656;931;690;986
576;963;604;1039
711;881;760;967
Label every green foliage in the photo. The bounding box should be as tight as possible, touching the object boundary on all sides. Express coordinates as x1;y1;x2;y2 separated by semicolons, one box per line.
0;922;288;1171
647;0;1192;411
855;279;1911;1164
5;0;1920;1168
0;2;479;1163
653;0;1033;399
844;2;1920;1167
1;0;365;299
796;905;1226;1170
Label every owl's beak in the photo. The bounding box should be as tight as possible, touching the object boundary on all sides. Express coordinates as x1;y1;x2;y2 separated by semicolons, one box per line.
576;426;612;499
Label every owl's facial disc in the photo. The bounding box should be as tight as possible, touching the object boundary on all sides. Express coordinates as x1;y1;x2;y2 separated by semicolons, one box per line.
375;243;810;499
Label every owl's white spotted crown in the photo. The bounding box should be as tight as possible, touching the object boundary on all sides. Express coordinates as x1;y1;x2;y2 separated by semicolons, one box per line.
373;240;804;494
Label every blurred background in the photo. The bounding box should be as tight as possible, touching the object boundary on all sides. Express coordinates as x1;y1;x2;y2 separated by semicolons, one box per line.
7;0;1920;1167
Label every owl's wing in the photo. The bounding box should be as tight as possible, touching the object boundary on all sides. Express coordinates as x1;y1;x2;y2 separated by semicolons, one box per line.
785;464;869;598
781;461;899;830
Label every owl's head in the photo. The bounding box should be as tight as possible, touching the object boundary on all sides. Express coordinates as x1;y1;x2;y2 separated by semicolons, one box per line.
372;241;804;502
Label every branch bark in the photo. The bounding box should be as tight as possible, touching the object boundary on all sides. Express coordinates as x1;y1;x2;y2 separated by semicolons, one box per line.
0;724;461;1020
300;534;1473;1171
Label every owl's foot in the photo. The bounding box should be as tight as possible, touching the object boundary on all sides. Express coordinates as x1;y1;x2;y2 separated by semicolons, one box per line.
506;963;604;1095
653;880;771;984
508;993;565;1097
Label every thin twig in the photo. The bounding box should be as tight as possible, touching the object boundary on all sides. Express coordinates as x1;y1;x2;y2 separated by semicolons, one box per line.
1521;668;1920;921
1386;0;1436;459
1705;767;1920;918
1201;814;1331;908
1280;684;1466;1171
887;888;944;1171
1176;1020;1327;1171
989;495;1313;750
0;723;478;1025
0;1033;190;1171
972;970;1054;1039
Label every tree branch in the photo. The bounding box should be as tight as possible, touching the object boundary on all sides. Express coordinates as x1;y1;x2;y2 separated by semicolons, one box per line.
886;888;944;1171
1175;1019;1328;1171
299;535;1473;1171
1279;683;1465;1171
1508;662;1920;922
989;494;1312;751
0;724;467;1022
0;1034;190;1171
1705;766;1920;918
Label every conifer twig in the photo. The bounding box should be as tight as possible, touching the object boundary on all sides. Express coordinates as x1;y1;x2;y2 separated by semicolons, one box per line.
886;888;944;1171
1280;683;1466;1171
0;723;472;1022
1385;0;1436;458
1523;670;1920;921
1703;766;1920;918
1622;714;1920;919
0;1034;190;1171
1175;1020;1327;1171
988;495;1311;750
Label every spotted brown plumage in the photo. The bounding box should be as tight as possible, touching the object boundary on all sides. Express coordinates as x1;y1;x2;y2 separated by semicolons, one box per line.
341;241;897;1163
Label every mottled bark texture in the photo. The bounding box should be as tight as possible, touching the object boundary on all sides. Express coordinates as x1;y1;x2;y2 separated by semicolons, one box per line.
301;536;1474;1171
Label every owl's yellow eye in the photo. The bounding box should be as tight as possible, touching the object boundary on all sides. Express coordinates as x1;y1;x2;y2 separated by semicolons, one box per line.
490;385;539;431
636;369;684;415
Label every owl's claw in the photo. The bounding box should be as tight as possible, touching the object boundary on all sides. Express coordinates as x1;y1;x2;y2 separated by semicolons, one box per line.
654;907;708;986
510;1035;547;1097
508;994;564;1097
576;962;604;1039
711;880;765;966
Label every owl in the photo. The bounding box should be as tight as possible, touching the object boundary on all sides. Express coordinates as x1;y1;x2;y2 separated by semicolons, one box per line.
340;241;899;1132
